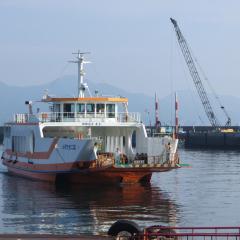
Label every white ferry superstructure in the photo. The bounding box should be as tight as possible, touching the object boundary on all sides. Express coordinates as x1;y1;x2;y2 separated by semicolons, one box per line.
1;52;180;184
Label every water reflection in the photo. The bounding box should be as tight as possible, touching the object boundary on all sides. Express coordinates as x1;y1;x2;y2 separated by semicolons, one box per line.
2;147;240;233
0;172;178;234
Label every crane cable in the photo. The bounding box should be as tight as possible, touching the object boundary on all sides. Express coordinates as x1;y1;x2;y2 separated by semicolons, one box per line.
189;47;231;126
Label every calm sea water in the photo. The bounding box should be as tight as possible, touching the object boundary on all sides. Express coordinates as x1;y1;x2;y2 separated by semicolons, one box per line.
0;146;240;234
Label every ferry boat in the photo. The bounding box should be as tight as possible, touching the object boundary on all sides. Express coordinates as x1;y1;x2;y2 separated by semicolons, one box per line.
1;51;180;184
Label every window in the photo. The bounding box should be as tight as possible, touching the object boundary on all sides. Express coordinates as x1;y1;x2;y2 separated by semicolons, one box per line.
53;104;60;113
123;136;125;147
106;104;115;118
63;103;74;118
86;104;95;113
64;103;74;112
131;130;136;149
77;104;85;113
96;104;105;115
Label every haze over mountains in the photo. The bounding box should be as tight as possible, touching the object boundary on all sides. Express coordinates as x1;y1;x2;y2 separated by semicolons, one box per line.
0;75;239;126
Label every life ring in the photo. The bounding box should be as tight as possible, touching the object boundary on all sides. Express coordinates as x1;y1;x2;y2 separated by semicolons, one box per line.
108;220;140;238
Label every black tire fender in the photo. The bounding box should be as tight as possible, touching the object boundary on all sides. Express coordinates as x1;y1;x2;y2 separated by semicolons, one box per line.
108;220;141;237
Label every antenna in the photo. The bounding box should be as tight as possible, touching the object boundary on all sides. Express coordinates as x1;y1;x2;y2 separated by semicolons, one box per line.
69;50;91;98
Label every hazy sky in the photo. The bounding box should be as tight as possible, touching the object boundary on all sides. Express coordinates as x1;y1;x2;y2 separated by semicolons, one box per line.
0;0;240;98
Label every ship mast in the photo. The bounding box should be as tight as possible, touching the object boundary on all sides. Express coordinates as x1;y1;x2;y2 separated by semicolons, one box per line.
70;50;91;98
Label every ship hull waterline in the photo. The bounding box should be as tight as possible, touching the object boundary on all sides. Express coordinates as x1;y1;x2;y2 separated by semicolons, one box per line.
3;159;178;184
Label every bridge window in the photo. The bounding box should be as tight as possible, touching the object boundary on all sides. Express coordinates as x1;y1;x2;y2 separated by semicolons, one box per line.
106;104;115;118
96;104;105;115
53;104;60;113
77;103;85;113
86;104;95;113
63;103;74;118
64;103;74;112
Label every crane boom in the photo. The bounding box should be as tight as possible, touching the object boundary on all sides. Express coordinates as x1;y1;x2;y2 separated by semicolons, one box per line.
170;18;220;126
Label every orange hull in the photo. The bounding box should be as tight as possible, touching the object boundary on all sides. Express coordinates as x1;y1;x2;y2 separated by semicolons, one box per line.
5;165;153;184
7;164;56;182
67;170;153;184
3;159;177;184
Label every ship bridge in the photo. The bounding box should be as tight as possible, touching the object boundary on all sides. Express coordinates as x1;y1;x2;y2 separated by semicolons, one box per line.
13;96;141;126
39;96;141;125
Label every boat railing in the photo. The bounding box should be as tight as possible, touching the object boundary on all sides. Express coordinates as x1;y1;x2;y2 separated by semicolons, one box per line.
141;226;240;240
117;112;141;123
14;113;37;123
152;132;173;137
14;112;141;123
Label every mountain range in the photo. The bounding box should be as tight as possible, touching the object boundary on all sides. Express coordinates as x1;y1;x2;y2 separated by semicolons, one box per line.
0;75;239;126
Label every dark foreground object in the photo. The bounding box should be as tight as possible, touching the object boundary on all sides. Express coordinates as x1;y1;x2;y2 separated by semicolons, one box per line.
108;220;141;238
108;221;240;239
1;225;240;240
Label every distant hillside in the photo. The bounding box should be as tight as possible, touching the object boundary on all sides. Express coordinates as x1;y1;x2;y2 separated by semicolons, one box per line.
0;76;154;124
0;76;239;126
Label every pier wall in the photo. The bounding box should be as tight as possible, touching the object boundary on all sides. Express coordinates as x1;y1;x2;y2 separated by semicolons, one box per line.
183;132;240;149
179;126;240;149
147;126;240;149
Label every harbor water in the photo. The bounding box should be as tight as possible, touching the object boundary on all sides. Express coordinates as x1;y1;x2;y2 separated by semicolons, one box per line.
0;146;240;234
